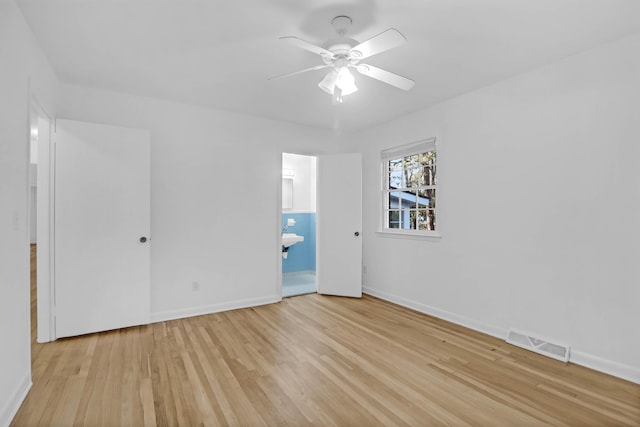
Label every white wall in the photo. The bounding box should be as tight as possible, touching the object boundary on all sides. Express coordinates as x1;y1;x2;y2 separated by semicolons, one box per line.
58;85;336;321
0;1;58;425
350;33;640;383
282;153;316;212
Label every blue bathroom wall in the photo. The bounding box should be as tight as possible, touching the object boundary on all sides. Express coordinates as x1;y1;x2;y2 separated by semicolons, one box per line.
282;213;316;273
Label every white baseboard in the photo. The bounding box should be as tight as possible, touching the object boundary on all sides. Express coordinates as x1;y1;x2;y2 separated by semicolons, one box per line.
283;270;316;276
570;350;640;384
150;295;280;324
363;286;640;385
0;373;31;427
363;286;507;340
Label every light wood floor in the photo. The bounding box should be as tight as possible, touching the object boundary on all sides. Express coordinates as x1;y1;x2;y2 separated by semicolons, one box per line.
14;245;640;426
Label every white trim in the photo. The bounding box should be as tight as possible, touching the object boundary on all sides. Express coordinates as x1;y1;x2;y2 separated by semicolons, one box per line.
363;286;640;385
570;350;640;385
375;230;442;240
277;153;284;301
283;270;316;277
150;295;280;324
380;137;437;161
0;373;31;427
280;151;319;300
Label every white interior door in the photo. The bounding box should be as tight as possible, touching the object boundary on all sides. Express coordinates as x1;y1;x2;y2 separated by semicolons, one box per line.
55;119;150;338
35;112;54;343
316;153;362;297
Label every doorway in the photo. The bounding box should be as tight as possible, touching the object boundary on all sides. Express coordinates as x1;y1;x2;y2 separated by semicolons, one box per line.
281;153;317;297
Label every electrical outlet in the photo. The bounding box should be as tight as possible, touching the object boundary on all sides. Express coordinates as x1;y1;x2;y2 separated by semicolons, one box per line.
192;281;199;291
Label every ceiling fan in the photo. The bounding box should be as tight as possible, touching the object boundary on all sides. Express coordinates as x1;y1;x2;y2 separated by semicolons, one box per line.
270;16;415;104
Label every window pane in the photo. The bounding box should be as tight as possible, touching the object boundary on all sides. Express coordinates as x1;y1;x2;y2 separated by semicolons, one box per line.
420;165;436;186
389;158;403;171
389;170;403;189
405;168;421;188
410;210;418;230
427;209;436;230
404;154;419;169
418;209;436;230
420;151;436;166
401;209;415;230
405;190;417;209
418;189;436;208
417;209;428;230
389;191;401;209
417;191;428;208
388;210;400;228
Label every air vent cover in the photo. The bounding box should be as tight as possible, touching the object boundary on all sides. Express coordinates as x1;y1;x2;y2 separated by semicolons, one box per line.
506;329;570;362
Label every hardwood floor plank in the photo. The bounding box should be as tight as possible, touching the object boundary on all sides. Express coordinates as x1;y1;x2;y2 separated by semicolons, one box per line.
15;249;640;426
139;378;157;427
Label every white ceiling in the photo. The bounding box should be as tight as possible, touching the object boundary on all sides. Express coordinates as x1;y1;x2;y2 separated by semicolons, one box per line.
17;0;640;132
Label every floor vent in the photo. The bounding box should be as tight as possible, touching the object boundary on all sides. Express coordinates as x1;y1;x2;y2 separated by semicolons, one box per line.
506;329;570;362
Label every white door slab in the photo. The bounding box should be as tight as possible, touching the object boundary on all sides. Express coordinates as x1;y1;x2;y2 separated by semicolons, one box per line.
316;153;362;297
54;119;150;338
35;112;54;343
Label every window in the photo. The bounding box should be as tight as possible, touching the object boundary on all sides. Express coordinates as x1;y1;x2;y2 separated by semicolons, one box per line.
382;138;437;233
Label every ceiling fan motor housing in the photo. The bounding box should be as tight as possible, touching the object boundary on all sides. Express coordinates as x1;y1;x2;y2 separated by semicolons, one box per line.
321;37;361;66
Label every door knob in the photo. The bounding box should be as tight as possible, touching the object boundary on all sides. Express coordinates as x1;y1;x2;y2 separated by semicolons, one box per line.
354;232;360;237
139;236;148;243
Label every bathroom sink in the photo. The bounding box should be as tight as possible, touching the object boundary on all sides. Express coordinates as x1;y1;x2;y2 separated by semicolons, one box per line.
282;233;304;248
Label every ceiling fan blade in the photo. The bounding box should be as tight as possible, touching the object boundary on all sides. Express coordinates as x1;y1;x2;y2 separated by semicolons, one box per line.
356;64;415;90
350;28;407;59
279;36;333;57
268;64;330;81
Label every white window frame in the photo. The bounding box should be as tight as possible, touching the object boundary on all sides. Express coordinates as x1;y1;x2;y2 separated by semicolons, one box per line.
378;137;441;239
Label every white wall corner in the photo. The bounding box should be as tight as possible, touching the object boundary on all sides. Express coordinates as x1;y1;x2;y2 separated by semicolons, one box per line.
0;373;31;427
150;295;281;324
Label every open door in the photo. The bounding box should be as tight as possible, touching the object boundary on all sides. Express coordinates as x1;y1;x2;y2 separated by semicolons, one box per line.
316;153;362;297
34;108;54;343
54;119;150;338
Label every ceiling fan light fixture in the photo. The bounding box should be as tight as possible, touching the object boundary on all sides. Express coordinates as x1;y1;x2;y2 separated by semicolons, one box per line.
335;66;358;96
274;18;415;104
318;69;338;94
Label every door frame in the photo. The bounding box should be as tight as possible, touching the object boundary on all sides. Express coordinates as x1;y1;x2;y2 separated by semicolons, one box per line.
278;151;318;299
29;95;55;343
277;154;283;300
